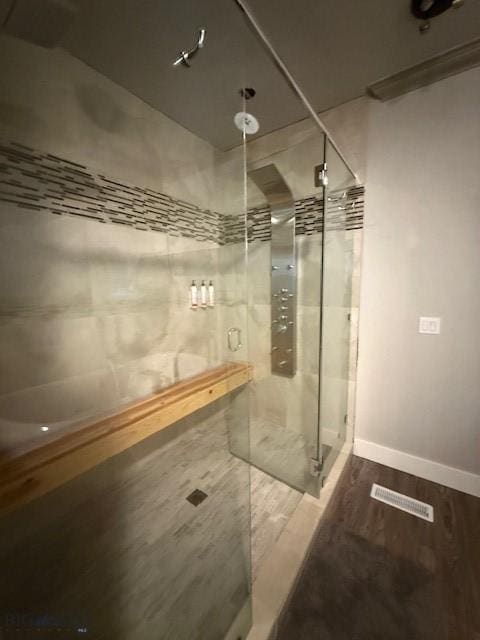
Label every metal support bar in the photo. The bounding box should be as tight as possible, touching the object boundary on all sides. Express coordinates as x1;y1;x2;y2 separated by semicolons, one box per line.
233;0;358;183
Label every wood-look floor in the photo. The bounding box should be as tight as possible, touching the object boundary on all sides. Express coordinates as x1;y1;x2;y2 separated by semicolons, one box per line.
275;455;480;640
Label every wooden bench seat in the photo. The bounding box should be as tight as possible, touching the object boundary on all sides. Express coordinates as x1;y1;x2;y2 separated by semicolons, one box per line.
0;362;253;516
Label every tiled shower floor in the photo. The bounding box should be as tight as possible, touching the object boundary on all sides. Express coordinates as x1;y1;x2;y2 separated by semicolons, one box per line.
250;465;302;580
0;402;301;640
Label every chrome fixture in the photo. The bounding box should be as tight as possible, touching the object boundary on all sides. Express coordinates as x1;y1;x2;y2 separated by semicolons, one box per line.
248;164;296;378
227;327;242;352
239;87;256;100
314;162;329;188
234;111;260;135
173;28;206;68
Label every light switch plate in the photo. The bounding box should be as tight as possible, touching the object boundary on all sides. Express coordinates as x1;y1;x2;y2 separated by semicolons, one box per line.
419;316;441;334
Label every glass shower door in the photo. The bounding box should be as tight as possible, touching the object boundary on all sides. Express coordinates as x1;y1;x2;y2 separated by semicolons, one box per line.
240;127;327;495
318;139;357;482
217;97;253;640
0;1;254;638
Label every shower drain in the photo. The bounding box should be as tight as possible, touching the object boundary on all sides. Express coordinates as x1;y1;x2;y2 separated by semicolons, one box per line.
370;483;434;522
186;489;208;507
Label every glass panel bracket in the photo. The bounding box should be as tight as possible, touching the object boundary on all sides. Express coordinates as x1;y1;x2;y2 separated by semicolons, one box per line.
314;162;328;188
309;457;322;478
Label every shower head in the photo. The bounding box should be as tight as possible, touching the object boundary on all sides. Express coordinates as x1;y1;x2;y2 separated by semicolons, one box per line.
173;28;206;68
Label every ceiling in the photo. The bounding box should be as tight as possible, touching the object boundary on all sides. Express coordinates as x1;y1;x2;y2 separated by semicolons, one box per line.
247;0;480;114
63;0;306;150
61;0;480;150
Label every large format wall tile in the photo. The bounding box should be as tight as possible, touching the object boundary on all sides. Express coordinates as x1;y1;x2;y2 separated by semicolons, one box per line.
0;206;91;317
297;235;322;308
0;368;121;455
0;205;224;454
0;130;364;457
0;34;224;214
0;315;108;396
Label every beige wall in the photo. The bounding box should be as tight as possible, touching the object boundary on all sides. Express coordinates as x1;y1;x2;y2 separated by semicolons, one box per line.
355;67;480;496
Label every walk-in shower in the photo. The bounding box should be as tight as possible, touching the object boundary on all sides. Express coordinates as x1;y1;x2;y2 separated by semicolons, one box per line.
0;1;361;638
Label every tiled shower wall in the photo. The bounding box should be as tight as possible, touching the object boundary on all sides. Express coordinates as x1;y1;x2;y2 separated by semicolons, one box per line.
0;34;225;213
0;31;239;456
0;198;224;455
0;32;364;462
0;133;364;456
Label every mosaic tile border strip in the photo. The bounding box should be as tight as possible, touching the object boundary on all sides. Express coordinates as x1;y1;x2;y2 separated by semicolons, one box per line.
326;185;365;232
224;186;365;244
0;141;223;243
0;141;364;245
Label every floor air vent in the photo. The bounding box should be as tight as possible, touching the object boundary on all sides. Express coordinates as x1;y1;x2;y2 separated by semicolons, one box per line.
370;483;434;522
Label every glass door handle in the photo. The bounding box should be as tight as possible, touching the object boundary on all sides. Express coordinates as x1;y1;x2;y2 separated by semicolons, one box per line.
227;327;242;352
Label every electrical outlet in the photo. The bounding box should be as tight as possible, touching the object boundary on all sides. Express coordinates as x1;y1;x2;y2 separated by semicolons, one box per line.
418;316;441;334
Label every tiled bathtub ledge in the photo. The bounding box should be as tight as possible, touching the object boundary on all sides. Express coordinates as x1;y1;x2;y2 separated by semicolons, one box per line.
247;443;353;640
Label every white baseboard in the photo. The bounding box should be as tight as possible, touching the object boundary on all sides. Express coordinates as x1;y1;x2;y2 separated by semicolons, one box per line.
353;438;480;498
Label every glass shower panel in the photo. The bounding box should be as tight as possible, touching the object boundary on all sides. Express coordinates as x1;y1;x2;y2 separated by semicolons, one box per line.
318;139;357;482
0;0;253;638
239;126;326;494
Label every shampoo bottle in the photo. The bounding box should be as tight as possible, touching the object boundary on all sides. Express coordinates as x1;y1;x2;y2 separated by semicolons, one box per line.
190;280;198;309
208;280;215;308
200;280;207;308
